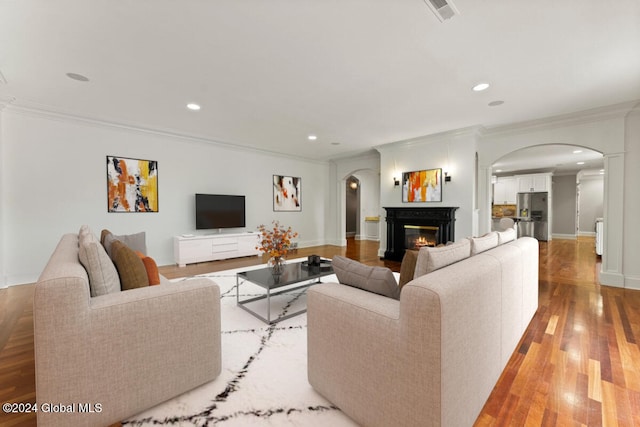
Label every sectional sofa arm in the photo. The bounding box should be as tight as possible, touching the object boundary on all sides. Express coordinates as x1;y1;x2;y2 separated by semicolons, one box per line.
34;278;221;427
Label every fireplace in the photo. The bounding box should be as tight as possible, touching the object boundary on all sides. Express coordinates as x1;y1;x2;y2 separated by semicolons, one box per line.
404;225;439;250
384;207;458;261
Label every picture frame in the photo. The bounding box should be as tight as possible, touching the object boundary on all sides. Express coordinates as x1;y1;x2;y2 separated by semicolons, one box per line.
402;168;442;203
107;155;158;212
273;175;301;211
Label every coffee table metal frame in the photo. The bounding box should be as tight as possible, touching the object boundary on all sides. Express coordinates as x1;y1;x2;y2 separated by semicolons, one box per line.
236;260;333;324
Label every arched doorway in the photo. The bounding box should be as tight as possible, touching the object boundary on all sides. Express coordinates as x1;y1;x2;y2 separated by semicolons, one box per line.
490;144;603;241
478;121;625;287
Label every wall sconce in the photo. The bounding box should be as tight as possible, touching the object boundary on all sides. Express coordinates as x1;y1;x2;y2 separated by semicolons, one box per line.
393;177;400;186
444;172;452;182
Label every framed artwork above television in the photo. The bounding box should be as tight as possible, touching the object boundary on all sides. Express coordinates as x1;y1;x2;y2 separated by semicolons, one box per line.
402;168;442;203
273;175;301;211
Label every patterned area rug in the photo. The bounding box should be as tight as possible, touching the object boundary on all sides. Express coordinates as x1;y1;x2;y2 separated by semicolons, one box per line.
124;260;359;426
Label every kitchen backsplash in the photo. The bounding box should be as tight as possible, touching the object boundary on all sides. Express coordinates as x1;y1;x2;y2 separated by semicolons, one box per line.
492;204;516;218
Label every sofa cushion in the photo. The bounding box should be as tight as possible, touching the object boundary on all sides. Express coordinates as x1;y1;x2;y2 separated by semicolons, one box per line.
111;240;149;290
103;230;147;258
398;250;418;289
414;239;471;278
78;231;121;297
470;232;499;255
332;255;400;300
136;251;161;286
497;228;517;245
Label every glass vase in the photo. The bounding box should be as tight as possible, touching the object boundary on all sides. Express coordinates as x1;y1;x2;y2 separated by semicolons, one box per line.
268;256;285;277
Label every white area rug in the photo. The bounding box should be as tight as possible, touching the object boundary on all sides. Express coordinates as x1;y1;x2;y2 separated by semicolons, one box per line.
124;260;360;426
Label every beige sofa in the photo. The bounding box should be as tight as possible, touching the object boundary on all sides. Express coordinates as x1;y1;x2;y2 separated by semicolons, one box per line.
34;233;222;427
307;236;538;427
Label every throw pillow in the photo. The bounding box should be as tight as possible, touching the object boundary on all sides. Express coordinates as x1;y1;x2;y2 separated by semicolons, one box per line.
100;229;112;246
470;232;499;255
78;231;121;297
103;230;147;258
79;224;92;237
413;239;471;279
111;240;149;291
398;249;418;289
332;255;400;300
497;228;517;245
136;251;161;286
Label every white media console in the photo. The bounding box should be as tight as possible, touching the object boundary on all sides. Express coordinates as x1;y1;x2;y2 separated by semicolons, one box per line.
174;232;261;267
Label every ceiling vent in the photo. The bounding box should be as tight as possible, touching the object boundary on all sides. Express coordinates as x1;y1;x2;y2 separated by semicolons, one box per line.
423;0;459;22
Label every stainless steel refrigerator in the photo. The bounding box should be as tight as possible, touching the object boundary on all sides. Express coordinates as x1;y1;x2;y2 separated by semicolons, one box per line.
516;192;549;241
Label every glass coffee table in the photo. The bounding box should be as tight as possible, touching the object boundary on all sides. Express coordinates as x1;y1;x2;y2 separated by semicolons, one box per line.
236;259;334;324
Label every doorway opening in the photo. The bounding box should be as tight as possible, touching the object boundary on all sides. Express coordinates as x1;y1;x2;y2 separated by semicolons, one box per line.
345;176;360;238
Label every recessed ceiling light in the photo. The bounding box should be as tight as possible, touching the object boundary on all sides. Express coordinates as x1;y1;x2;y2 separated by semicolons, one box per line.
577;162;585;165
488;100;504;107
186;103;201;111
495;169;503;173
66;72;89;82
308;135;317;141
573;150;583;154
600;169;605;172
472;83;490;92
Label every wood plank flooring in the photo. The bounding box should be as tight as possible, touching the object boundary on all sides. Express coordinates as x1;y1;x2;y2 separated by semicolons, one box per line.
1;237;638;426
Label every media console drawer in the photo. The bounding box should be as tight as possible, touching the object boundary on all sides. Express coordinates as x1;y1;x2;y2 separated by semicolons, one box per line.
174;233;260;267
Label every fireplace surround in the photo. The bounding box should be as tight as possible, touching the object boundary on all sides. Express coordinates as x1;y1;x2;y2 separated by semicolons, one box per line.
383;207;458;261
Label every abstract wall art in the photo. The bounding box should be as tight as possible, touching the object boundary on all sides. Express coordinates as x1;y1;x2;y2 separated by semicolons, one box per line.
107;156;158;212
402;168;442;203
273;175;301;212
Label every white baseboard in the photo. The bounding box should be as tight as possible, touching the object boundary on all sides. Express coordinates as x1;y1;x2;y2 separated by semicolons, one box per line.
552;234;577;240
625;275;640;290
578;231;596;237
599;270;625;288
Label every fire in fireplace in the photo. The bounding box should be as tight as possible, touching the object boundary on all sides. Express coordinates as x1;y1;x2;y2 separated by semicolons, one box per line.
404;225;439;250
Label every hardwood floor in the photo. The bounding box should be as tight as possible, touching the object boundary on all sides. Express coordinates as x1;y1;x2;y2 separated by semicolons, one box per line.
1;237;638;426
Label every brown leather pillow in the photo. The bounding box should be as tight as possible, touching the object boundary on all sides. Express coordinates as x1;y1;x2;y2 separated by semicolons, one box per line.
398;250;418;289
111;240;149;290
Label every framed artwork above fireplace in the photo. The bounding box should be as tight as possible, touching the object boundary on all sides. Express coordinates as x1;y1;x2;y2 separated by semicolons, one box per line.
402;168;442;202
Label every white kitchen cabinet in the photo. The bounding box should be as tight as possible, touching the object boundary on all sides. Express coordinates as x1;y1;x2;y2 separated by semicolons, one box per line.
517;173;551;193
493;177;517;204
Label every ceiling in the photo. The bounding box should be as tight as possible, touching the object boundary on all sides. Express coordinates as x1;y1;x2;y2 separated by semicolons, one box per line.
1;1;639;162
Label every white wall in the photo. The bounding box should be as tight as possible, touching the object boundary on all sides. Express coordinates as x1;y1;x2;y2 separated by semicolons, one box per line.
624;103;640;289
0;108;330;286
551;175;577;238
376;129;478;256
577;176;604;235
0;104;5;287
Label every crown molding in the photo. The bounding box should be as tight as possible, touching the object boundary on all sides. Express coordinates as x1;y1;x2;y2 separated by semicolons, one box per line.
481;100;639;138
328;148;379;163
375;125;483;153
2;100;331;165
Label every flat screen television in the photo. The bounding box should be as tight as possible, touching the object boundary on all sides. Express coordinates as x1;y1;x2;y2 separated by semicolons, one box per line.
195;194;246;230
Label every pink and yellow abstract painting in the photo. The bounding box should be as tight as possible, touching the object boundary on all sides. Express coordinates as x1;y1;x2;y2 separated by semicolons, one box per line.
107;156;158;212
